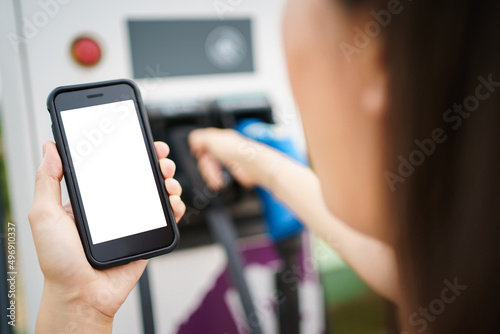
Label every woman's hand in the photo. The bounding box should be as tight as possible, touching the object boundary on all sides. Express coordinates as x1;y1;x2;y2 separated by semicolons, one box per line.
29;141;185;333
188;128;274;190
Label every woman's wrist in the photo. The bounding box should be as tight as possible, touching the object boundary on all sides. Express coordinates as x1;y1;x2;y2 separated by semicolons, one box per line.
36;282;114;334
249;143;290;190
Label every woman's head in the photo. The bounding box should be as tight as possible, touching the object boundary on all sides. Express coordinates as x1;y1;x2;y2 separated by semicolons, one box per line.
283;0;391;240
283;0;500;332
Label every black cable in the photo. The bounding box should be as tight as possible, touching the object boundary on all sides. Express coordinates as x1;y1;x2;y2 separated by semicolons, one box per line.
169;126;264;334
205;199;264;334
275;234;302;334
138;265;156;334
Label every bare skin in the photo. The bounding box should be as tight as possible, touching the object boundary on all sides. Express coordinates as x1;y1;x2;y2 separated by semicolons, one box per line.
31;0;401;331
188;129;400;304
29;141;185;333
187;0;399;304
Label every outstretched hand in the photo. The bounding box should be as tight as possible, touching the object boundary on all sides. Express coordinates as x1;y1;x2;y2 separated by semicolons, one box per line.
188;127;269;190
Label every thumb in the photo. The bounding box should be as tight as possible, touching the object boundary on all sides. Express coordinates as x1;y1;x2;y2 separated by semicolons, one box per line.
30;142;64;218
187;128;211;157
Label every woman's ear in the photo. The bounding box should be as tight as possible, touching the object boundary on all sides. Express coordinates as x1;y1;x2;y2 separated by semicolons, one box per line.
360;71;387;116
349;20;388;118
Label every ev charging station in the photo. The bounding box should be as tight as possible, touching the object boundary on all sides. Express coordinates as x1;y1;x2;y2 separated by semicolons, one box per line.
0;0;325;333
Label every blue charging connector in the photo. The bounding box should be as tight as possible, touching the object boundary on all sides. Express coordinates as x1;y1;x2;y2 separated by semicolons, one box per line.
236;118;305;242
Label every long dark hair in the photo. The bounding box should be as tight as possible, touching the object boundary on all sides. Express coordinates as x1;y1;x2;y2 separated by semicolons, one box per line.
342;0;500;332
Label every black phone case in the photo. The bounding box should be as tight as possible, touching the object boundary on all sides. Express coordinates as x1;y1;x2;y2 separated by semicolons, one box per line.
47;79;179;269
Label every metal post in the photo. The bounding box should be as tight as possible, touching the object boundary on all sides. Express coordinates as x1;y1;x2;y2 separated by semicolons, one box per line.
138;265;156;334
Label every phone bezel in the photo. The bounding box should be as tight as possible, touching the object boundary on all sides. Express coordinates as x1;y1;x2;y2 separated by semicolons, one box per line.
47;79;179;269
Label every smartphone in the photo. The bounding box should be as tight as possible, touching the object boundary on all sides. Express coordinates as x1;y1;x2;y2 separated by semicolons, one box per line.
47;79;179;269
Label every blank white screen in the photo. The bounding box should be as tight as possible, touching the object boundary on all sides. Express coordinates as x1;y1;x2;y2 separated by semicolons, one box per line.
61;100;167;244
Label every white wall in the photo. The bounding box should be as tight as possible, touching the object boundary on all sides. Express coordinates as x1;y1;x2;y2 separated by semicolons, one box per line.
0;0;308;332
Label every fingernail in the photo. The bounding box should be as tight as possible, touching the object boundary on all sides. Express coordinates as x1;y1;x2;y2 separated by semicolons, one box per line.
42;143;47;157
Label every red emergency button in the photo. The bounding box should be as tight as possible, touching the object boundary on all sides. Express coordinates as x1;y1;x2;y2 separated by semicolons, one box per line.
71;36;102;67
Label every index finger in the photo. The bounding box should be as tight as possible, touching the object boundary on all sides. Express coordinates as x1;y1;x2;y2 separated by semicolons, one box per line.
188;128;211;157
154;141;170;160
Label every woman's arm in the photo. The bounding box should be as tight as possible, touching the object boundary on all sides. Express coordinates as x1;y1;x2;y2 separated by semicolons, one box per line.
262;150;401;304
189;128;401;304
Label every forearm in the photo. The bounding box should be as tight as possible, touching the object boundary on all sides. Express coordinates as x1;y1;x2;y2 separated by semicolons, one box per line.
252;147;401;304
36;282;113;334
